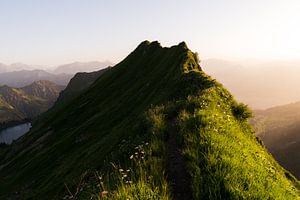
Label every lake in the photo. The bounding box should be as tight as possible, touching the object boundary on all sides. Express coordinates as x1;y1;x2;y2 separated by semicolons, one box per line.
0;123;31;144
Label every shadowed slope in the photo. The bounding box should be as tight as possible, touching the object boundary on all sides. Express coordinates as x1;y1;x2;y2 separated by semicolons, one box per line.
0;41;200;199
55;67;111;105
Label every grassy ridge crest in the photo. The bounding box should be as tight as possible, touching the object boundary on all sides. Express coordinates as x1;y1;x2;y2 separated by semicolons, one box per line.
0;41;298;199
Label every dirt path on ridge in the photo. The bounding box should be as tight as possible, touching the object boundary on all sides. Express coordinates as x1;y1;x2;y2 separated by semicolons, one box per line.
166;118;193;200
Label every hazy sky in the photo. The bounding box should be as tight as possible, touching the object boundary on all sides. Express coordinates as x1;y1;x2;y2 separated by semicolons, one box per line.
0;0;300;66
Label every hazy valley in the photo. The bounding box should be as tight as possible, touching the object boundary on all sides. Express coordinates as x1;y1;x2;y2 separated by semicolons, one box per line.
252;102;300;179
202;59;300;109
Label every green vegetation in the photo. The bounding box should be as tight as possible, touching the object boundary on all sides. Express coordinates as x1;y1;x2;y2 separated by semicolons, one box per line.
176;83;299;199
232;102;252;120
56;68;110;106
0;41;298;199
0;81;64;126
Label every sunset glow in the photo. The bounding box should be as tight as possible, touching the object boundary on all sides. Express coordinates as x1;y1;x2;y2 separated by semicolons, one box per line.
0;0;299;65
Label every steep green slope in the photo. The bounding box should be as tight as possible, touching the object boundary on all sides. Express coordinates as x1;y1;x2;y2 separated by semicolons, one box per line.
55;67;110;105
0;81;65;127
176;88;299;199
0;41;298;200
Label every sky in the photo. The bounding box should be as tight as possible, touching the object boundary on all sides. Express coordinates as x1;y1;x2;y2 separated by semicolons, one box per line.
0;0;300;66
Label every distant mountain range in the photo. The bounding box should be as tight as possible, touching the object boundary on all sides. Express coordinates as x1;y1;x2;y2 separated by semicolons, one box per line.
0;62;43;73
0;61;113;88
252;102;300;179
202;59;300;109
0;80;65;127
53;61;113;74
0;61;113;74
0;70;73;88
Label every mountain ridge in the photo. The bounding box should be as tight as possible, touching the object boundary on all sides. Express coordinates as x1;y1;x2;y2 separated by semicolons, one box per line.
0;81;65;127
0;41;298;199
0;70;72;88
55;67;111;106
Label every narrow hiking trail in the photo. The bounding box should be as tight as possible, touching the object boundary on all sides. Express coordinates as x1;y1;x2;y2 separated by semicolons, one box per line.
166;118;193;200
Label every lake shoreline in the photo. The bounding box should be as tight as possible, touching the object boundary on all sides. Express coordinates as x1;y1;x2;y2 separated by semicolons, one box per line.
0;122;32;145
0;119;32;131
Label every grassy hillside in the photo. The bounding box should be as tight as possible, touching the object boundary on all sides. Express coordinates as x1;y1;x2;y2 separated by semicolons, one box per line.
0;41;298;199
55;68;110;105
